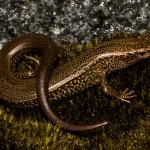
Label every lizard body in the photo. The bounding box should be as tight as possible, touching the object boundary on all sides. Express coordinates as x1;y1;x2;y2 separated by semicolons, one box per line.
40;37;150;103
0;33;150;132
37;36;150;131
0;33;57;106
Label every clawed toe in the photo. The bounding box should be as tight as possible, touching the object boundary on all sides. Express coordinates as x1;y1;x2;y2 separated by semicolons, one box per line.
118;88;136;103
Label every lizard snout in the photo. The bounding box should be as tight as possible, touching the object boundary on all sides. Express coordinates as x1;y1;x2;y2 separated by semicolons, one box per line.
138;49;150;58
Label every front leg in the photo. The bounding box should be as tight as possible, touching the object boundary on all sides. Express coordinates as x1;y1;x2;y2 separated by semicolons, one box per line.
100;74;136;103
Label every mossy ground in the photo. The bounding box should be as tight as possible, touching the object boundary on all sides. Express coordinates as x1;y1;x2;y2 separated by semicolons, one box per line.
0;33;150;149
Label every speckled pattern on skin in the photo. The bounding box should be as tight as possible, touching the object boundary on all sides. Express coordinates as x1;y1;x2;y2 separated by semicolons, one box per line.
47;37;150;103
0;34;150;107
37;35;150;132
0;33;150;132
0;33;58;107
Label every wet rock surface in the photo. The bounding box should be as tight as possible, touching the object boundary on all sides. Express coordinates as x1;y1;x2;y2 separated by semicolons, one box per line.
0;0;150;47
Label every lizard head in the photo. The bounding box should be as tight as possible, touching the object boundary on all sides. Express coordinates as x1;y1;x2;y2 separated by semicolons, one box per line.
126;48;150;62
113;47;150;70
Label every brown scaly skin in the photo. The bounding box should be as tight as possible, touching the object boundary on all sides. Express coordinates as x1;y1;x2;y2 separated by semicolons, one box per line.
37;36;150;132
0;33;107;132
0;33;150;132
0;33;58;106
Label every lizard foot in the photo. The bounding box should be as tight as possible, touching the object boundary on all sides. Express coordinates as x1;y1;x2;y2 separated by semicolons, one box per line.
117;88;136;103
